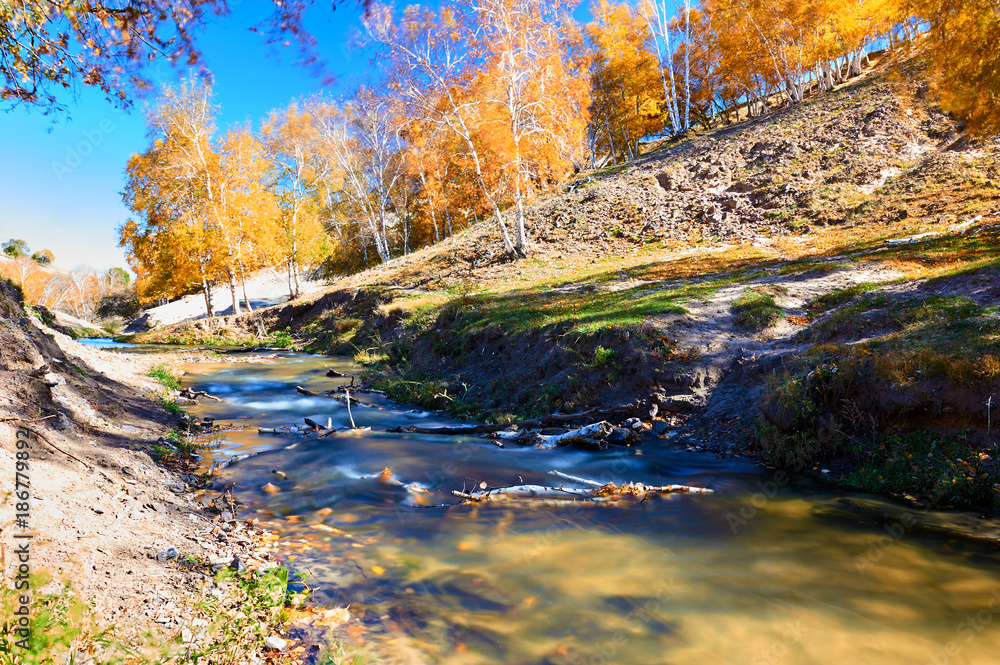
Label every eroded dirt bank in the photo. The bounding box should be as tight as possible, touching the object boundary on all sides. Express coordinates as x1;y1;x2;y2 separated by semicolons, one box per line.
0;281;343;662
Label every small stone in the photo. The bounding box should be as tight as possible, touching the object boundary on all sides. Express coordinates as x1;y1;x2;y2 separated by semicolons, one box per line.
261;483;281;495
623;417;643;430
230;557;246;573
155;547;178;562
271;470;287;481
264;635;288;651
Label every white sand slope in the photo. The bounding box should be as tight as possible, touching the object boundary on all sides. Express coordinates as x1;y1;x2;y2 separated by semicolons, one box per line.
133;268;329;329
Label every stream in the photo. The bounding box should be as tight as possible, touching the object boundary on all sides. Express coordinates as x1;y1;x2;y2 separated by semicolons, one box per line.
181;352;1000;664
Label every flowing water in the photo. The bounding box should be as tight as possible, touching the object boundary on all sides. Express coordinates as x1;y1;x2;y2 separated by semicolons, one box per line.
183;353;1000;665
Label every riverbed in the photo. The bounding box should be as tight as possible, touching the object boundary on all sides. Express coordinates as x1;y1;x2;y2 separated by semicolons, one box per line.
182;352;1000;664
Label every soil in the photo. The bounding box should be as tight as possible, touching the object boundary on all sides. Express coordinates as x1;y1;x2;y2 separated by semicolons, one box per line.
0;281;306;660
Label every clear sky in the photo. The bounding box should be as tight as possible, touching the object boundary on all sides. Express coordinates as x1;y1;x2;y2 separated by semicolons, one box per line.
0;1;375;272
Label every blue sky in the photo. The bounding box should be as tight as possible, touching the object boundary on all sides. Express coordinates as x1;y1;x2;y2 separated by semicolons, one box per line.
0;0;600;272
0;1;375;272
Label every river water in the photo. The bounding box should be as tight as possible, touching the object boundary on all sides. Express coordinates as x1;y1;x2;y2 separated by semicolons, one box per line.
182;352;1000;665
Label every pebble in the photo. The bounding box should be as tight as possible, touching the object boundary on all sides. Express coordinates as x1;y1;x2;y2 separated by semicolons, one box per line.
261;483;281;495
155;547;179;562
264;635;288;651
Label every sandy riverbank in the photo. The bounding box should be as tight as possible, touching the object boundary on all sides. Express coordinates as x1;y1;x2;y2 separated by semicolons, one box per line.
0;281;338;662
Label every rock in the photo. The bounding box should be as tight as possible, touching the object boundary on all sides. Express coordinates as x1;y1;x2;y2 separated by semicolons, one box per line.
264;635;288;651
648;403;659;419
271;470;287;481
651;420;671;435
230;557;246;573
622;417;643;430
42;372;66;387
261;483;281;495
155;547;178;562
660;395;697;413
326;369;348;377
607;427;641;446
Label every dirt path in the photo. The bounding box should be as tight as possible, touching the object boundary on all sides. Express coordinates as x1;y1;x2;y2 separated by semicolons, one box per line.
656;263;903;453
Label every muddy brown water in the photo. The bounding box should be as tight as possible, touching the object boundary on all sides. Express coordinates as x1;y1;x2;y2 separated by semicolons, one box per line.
181;352;1000;665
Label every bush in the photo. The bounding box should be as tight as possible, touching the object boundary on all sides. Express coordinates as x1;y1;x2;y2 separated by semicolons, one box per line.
95;288;142;320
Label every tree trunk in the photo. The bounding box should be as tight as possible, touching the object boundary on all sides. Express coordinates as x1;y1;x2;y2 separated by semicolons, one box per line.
228;269;241;316
200;266;214;319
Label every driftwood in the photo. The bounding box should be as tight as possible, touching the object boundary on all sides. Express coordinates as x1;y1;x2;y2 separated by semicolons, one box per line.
383;407;629;436
294;385;369;407
491;421;622;449
326;368;350;377
304;417;332;430
179;388;223;402
452;470;713;504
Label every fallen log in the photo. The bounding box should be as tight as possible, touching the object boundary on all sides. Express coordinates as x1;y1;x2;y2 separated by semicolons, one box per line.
296;386;319;396
452;471;712;504
490;421;636;450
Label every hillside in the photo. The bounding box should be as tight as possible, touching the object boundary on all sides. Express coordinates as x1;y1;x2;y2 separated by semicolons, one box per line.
131;53;1000;509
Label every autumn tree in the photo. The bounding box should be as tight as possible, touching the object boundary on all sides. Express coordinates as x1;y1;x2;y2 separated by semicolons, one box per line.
217;126;282;311
368;0;589;258
121;78;227;317
911;0;1000;137
31;249;55;265
367;2;524;256
262;101;330;299
587;0;665;163
315;89;406;263
0;1;346;113
477;0;591;251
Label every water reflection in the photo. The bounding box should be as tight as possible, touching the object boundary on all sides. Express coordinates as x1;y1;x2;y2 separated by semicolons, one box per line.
184;353;1000;665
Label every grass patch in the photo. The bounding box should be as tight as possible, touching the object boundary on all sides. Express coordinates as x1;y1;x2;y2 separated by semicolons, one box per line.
149;363;181;391
842;432;1000;510
591;345;617;368
758;273;1000;509
807;282;881;316
732;287;784;330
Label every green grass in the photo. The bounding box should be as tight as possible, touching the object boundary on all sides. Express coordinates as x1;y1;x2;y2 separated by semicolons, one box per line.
843;432;1000;511
149;363;181;391
732;287;785;330
806;282;881;315
434;279;709;336
757;269;1000;510
592;345;617;368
